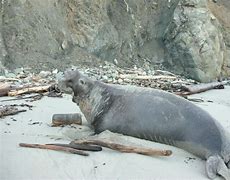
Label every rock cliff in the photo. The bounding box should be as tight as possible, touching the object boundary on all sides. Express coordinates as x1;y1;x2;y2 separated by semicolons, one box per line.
0;0;229;82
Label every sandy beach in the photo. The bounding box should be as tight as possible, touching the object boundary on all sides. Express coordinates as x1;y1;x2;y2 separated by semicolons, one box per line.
1;86;230;180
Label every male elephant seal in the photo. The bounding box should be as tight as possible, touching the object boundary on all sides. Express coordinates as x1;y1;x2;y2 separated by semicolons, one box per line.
63;69;230;179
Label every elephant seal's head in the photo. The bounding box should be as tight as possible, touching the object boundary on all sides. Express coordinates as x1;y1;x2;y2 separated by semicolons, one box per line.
63;69;95;103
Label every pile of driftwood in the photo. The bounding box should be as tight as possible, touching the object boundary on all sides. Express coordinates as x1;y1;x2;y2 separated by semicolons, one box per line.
0;70;62;98
0;77;61;118
112;68;228;95
0;82;60;97
82;64;229;95
116;74;227;96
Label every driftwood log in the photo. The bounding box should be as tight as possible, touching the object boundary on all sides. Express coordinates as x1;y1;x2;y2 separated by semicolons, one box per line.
0;83;49;97
71;139;172;156
52;113;82;126
176;81;227;96
19;143;89;156
8;85;51;96
118;74;176;80
0;83;35;97
0;94;43;102
0;77;20;82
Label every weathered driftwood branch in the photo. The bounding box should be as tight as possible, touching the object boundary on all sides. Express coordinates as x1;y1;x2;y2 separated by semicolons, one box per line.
71;139;172;156
19;143;89;156
0;106;26;118
176;81;227;96
118;74;176;80
0;77;20;82
0;94;43;102
47;143;102;151
0;83;34;97
155;70;176;76
8;85;51;96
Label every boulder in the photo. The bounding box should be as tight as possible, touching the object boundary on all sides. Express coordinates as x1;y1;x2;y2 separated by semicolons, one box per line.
163;0;227;82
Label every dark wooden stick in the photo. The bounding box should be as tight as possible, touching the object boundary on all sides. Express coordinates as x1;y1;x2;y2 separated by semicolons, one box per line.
71;140;172;156
46;143;102;151
19;143;89;156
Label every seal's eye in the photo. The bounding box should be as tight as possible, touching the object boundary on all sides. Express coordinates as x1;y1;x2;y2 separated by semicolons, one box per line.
79;79;85;85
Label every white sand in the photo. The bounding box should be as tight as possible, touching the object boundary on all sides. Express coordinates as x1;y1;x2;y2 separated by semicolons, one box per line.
1;86;230;180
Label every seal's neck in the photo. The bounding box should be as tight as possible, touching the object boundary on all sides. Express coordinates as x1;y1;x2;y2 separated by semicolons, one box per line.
78;82;108;125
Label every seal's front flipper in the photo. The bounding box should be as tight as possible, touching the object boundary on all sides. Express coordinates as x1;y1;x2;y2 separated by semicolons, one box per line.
206;155;230;179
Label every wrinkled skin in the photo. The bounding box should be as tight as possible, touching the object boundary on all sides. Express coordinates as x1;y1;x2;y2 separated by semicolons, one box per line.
63;69;230;179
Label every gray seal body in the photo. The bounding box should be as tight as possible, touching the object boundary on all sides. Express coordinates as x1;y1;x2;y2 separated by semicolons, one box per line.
64;70;230;179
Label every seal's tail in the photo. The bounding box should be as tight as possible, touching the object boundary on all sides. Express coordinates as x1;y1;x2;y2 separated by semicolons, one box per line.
206;155;230;179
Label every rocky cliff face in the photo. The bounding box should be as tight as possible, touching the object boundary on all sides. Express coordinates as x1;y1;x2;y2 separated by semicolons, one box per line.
0;0;229;82
207;0;230;78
